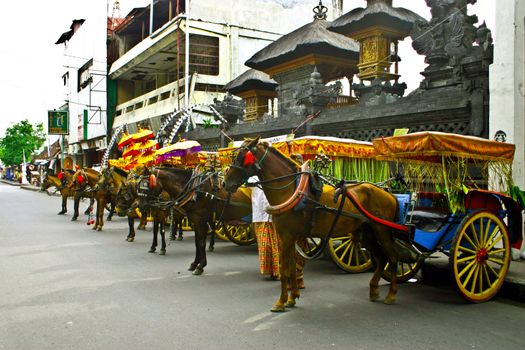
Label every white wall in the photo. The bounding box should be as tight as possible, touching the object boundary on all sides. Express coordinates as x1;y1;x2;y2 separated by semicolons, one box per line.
189;0;340;35
490;0;525;188
62;2;107;144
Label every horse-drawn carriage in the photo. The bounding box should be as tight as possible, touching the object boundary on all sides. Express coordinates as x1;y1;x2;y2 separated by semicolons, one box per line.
223;131;522;310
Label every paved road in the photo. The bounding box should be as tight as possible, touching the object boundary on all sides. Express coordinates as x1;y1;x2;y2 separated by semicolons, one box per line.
1;182;524;350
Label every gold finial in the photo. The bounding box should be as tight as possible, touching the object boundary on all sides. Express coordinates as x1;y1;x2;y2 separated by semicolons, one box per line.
313;0;328;20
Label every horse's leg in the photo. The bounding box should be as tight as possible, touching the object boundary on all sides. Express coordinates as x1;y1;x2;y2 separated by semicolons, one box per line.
94;196;105;231
208;221;216;252
126;215;136;242
360;225;384;302
85;197;94;215
190;222;207;275
159;214;166;255
58;194;67;214
107;196;115;221
149;219;158;253
272;234;296;312
170;215;177;241
379;228;399;305
138;212;147;230
285;238;300;308
72;194;80;221
178;220;184;240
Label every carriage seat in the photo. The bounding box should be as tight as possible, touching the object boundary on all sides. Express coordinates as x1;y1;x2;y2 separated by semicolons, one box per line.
407;210;450;232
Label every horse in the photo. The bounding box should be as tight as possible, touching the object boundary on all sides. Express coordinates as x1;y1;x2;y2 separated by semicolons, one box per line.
69;168;99;221
93;167;128;230
115;173;178;254
134;165;252;275
224;137;404;312
41;170;76;214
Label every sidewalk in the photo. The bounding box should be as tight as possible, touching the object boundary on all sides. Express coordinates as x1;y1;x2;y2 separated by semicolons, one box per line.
421;253;525;302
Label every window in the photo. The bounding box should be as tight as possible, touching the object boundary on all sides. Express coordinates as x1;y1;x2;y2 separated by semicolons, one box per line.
178;35;220;77
77;58;93;92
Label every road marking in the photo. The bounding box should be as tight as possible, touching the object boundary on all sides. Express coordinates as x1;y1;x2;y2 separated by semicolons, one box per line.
224;271;241;276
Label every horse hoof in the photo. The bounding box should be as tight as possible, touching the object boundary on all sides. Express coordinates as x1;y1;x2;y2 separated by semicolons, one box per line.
384;297;396;305
148;248;156;253
128;237;134;242
159;250;166;255
192;267;204;276
96;227;102;231
169;236;176;241
208;246;214;252
270;305;286;313
188;263;197;271
285;300;296;308
71;217;78;221
138;226;146;231
57;211;66;215
369;294;380;302
92;226;97;230
177;236;183;241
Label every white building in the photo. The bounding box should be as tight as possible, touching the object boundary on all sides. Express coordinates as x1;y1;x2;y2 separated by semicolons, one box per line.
55;4;108;168
109;0;343;133
489;0;525;255
490;1;525;188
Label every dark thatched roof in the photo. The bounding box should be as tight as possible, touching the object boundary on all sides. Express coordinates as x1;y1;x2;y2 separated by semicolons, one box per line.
224;69;278;95
328;2;426;36
245;19;359;72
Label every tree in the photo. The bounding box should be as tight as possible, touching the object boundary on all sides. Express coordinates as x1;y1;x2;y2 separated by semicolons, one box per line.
0;120;46;166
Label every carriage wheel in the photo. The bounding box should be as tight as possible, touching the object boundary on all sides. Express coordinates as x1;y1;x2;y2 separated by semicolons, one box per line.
296;237;325;259
181;217;192;231
212;221;229;241
327;234;372;273
224;224;256;246
449;210;510;303
381;260;422;283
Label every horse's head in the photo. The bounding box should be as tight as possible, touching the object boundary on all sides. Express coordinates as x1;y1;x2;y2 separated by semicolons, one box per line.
224;136;261;193
115;180;137;217
41;172;52;191
96;167;112;190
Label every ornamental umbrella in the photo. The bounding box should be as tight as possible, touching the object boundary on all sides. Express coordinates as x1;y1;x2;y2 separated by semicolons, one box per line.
155;140;201;164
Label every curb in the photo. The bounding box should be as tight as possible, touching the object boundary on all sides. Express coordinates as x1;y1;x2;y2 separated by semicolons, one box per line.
0;179;22;186
421;257;525;302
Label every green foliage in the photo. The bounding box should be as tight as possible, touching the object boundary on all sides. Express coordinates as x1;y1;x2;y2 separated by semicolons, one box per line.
0;119;46;165
202;117;218;129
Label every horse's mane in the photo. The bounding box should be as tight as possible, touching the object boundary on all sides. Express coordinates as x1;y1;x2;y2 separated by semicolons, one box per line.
264;144;301;172
112;167;128;178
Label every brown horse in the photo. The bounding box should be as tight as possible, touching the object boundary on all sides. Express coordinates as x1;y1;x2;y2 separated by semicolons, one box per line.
135;165;252;274
41;170;76;214
224;138;403;311
115;173;177;254
70;168;99;221
94;167;128;230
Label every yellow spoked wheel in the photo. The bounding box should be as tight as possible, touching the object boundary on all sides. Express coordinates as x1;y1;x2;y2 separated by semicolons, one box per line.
224;224;256;246
449;210;510;303
212;221;230;241
328;234;372;273
296;237;324;258
382;260;422;283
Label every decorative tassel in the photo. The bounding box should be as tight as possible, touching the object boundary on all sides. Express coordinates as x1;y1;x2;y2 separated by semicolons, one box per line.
149;174;157;188
243;151;255;166
57;172;64;180
77;174;84;184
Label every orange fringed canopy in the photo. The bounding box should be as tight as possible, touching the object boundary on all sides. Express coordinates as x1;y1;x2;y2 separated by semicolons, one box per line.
373;131;515;163
273;136;376;160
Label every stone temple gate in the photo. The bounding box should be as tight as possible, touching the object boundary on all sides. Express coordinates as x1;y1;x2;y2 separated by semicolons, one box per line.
183;0;493;150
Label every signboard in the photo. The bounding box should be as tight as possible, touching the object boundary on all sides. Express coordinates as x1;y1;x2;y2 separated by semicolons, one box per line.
48;110;69;135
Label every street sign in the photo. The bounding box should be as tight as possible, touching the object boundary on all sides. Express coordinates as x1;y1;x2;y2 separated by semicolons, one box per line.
48;110;69;135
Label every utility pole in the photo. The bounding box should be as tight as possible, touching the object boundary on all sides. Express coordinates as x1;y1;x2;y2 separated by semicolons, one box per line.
184;0;190;108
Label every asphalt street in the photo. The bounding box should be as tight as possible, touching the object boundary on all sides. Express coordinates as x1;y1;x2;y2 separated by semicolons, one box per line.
1;182;524;350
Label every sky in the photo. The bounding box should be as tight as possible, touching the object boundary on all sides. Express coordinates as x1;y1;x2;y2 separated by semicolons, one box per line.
0;0;495;138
